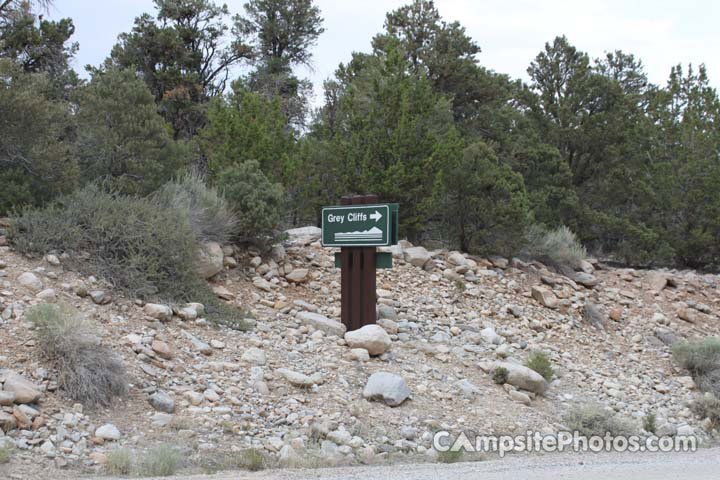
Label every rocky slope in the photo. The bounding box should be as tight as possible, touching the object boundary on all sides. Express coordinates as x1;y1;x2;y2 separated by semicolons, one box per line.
0;226;718;477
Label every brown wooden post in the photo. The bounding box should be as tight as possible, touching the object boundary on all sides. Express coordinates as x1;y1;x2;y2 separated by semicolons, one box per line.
339;194;378;331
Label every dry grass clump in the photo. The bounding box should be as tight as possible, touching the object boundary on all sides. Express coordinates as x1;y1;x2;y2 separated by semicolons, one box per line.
27;303;128;408
562;402;636;437
523;224;587;272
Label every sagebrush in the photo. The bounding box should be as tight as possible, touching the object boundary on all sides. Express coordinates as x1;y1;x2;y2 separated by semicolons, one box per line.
106;447;133;475
154;169;237;244
672;338;720;397
691;393;720;431
139;444;185;477
672;338;720;377
562;403;636;437
9;183;247;328
27;303;128;408
0;441;14;464
492;366;509;385
523;224;587;272
526;351;555;382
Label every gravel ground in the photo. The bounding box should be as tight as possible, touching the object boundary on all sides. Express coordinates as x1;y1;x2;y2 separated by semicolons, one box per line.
95;448;720;480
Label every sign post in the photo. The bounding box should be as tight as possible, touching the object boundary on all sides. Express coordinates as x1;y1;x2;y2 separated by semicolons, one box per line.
321;195;398;332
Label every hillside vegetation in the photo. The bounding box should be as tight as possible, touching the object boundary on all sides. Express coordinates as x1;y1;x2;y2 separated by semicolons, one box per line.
1;0;720;272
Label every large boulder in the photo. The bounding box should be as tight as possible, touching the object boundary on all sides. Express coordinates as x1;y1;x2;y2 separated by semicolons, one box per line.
362;372;411;407
492;361;548;394
344;325;391;356
3;372;41;404
296;311;346;337
196;241;224;279
403;247;431;268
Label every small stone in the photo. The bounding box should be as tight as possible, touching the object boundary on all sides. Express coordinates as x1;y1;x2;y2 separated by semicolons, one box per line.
0;412;17;432
3;372;41;404
277;368;323;388
509;389;531;405
362;372;411;407
344;325;392;356
45;254;61;266
196;241;224;279
90;290;111;305
253;277;274;292
184;391;204;406
182;331;212;355
296;311;346;337
531;286;558;309
213;285;234;300
36;288;57;301
403;247;431;268
241;347;266;365
609;307;623;321
349;348;370;362
144;303;172;321
645;272;668;293
95;424;121;441
286;268;309;283
151;412;175;427
0;391;16;406
210;339;225;349
573;272;598;288
149;392;175;413
89;452;108;465
151;340;173;360
18;272;43;292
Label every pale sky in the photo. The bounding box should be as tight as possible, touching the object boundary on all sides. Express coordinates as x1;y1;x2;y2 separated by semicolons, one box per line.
48;0;720;106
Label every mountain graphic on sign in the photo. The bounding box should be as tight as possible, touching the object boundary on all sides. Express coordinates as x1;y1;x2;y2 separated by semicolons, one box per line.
335;226;383;240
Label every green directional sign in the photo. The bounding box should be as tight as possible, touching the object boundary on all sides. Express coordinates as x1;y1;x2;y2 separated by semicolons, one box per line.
321;203;398;247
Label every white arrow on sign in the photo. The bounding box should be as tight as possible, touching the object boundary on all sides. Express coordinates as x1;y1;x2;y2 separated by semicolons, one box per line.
369;210;382;222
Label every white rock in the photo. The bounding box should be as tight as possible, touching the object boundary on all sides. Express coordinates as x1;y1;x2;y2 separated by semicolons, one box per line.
241;347;266;365
17;272;43;292
296;311;346;337
491;361;548;394
95;424;121;441
277;368;323;387
403;247;431;268
196;241;224;279
143;303;172;321
362;372;411;407
344;325;391;356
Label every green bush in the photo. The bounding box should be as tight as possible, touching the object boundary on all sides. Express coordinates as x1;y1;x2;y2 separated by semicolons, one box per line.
27;303;128;408
523;224;587;272
492;366;509;385
437;448;463;463
0;441;14;464
643;412;657;434
9;184;248;328
562;403;636;437
525;351;555;382
154;169;237;244
139;444;184;477
214;160;284;246
691;393;720;431
672;338;720;378
106;447;133;475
